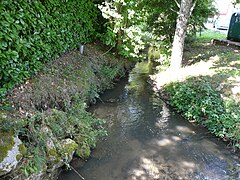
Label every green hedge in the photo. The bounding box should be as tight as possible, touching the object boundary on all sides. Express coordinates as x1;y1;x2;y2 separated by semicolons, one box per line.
0;0;97;97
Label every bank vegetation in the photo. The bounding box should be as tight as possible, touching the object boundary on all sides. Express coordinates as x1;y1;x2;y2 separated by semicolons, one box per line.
152;30;240;151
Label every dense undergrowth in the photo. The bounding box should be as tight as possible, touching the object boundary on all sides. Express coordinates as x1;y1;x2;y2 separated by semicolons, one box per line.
0;43;128;178
156;30;240;150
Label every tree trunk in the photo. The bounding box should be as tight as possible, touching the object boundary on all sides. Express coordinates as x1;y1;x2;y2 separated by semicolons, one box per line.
116;2;123;47
170;0;195;70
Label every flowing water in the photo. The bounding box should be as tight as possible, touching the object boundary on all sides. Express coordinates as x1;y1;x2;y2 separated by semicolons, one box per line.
59;61;240;180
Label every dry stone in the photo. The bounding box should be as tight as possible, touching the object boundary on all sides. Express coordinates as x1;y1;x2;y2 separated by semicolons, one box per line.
0;131;26;176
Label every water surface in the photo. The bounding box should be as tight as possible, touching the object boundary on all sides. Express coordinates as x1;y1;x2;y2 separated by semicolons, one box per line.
59;61;240;180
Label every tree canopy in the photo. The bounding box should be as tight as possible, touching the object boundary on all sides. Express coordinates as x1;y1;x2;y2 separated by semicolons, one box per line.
98;0;216;67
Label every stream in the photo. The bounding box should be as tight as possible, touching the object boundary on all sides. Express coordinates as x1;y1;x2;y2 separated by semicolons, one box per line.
58;61;240;180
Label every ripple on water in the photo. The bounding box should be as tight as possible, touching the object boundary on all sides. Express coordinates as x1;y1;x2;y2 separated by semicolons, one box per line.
58;61;240;180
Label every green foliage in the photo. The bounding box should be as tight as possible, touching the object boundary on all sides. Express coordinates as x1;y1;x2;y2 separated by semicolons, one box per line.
146;0;216;44
232;0;240;5
47;100;107;148
118;25;146;58
100;66;118;80
21;146;47;176
97;61;125;92
1;99;107;175
0;0;98;98
99;25;117;47
145;0;178;43
98;0;148;58
98;0;216;59
148;44;171;66
165;77;240;149
190;1;216;29
0;35;127;177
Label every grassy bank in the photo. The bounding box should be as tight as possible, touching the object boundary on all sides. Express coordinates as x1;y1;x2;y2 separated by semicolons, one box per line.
0;42;130;179
152;30;240;150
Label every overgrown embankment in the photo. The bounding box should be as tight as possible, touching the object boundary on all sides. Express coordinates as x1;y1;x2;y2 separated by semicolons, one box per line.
0;42;130;179
152;30;240;151
0;1;133;179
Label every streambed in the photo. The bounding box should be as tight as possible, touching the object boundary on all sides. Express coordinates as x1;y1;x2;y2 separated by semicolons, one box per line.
59;61;239;180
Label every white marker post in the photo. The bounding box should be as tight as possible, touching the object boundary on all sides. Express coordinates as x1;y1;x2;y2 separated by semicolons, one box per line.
79;43;84;55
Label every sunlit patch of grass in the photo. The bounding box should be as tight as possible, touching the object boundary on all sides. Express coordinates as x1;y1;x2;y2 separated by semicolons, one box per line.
151;59;216;89
154;40;240;102
196;29;226;42
153;36;240;95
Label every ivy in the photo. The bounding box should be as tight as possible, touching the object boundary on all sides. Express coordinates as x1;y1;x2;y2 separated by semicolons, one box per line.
165;77;240;149
0;0;98;98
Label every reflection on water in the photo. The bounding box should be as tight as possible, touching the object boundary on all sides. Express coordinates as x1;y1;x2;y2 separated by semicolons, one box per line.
58;61;240;180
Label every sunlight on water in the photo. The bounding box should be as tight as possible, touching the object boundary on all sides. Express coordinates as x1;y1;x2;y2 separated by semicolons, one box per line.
59;61;240;180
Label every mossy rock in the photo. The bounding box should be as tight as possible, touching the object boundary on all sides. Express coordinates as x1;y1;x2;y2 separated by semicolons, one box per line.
45;138;62;170
0;131;15;163
47;147;58;159
41;126;59;160
0;131;26;176
61;138;78;162
16;144;27;161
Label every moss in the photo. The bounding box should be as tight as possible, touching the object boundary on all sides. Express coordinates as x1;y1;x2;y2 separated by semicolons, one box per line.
0;131;15;162
18;143;27;155
16;144;27;161
16;154;22;162
46;147;62;168
47;148;58;158
46;147;61;163
62;139;78;159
